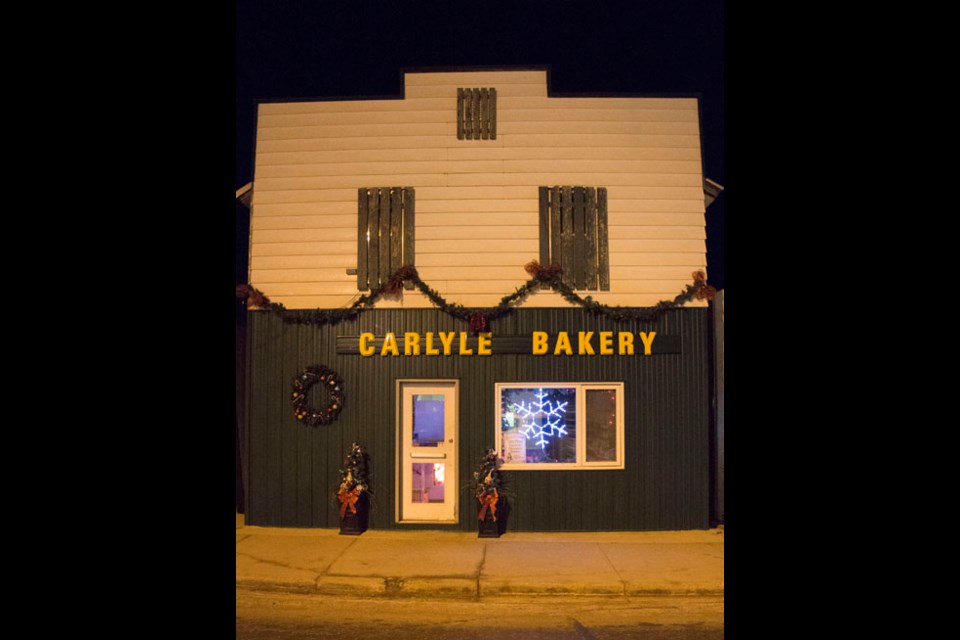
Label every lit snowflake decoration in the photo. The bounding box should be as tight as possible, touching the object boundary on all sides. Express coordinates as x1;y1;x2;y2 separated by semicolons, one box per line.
511;388;569;449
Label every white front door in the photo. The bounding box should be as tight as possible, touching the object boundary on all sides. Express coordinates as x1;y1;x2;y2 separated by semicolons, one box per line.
398;381;458;523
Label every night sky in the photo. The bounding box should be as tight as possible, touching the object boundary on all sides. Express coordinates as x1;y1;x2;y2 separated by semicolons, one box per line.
236;0;724;289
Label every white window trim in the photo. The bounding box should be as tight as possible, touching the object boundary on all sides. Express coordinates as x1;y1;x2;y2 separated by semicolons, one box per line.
495;382;625;471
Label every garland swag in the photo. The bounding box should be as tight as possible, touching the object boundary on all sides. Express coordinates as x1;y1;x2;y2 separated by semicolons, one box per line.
237;262;717;331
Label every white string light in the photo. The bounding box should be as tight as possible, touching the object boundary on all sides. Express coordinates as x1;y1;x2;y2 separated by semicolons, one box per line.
511;388;569;450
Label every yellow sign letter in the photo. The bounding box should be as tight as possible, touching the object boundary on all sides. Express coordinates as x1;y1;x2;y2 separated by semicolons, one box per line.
381;332;400;356
359;332;376;357
638;331;656;356
438;331;456;356
424;332;440;356
554;331;573;356
599;331;614;355
578;331;595;355
478;332;493;356
618;332;635;356
404;332;420;356
458;332;473;356
531;331;549;355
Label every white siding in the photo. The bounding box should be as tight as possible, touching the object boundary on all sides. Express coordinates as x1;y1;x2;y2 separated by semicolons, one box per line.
249;70;708;309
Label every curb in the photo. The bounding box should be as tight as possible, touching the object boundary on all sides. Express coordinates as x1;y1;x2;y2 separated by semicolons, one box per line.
480;581;623;597
237;577;724;600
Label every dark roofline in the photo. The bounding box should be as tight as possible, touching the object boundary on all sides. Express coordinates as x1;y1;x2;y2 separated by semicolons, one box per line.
253;65;702;105
704;178;724;209
236;183;253;208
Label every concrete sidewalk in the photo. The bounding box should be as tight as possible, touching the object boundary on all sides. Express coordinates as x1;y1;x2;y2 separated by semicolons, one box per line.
236;514;724;599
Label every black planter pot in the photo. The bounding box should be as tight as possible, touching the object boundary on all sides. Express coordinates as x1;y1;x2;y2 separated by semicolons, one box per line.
339;491;369;535
478;495;510;538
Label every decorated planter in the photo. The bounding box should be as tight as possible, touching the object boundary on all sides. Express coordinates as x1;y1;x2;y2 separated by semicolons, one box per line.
470;449;510;538
336;443;371;535
478;493;509;538
339;489;369;535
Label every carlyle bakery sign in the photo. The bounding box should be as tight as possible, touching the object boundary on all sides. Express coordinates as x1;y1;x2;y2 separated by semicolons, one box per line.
336;331;679;356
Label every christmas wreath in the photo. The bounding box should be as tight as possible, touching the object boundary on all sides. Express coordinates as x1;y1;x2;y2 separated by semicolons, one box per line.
291;365;344;426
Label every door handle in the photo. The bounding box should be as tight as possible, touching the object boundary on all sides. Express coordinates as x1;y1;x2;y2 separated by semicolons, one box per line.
410;452;447;459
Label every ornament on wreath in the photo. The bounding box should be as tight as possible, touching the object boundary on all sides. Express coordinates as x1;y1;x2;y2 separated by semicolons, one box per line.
291;365;344;426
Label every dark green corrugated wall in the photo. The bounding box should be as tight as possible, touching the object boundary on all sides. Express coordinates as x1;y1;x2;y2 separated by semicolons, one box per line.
244;307;710;531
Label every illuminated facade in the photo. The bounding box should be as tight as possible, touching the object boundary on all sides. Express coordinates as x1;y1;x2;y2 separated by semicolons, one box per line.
238;68;722;531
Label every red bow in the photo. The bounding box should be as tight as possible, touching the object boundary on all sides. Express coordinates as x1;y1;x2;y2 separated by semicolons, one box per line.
469;312;489;334
338;486;361;519
524;260;563;280
478;490;499;522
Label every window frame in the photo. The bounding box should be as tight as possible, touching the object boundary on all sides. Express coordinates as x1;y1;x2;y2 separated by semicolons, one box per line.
494;382;625;471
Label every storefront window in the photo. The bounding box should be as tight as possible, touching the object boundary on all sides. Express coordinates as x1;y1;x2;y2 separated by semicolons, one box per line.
496;383;624;470
585;388;618;462
500;387;577;464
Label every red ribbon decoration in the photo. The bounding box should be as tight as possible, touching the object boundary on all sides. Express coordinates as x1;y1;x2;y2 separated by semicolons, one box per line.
478;489;499;522
691;270;716;301
524;260;563;281
469;311;490;334
338;486;361;519
236;284;271;308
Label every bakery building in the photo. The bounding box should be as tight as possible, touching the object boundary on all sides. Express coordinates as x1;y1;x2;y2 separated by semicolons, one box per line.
236;68;723;532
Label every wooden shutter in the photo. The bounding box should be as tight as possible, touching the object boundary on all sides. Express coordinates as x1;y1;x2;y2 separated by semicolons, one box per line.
357;187;415;291
596;187;609;291
549;186;562;270
573;186;586;290
456;89;464;140
361;188;379;291
583;187;598;289
560;186;575;288
357;188;369;290
402;187;415;289
538;187;550;264
538;186;610;291
457;88;497;140
489;88;497;139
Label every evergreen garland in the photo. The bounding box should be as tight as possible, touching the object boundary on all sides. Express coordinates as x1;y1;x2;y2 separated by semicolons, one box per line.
237;261;717;330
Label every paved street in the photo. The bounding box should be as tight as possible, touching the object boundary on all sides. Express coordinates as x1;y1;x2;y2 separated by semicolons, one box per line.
237;589;724;639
